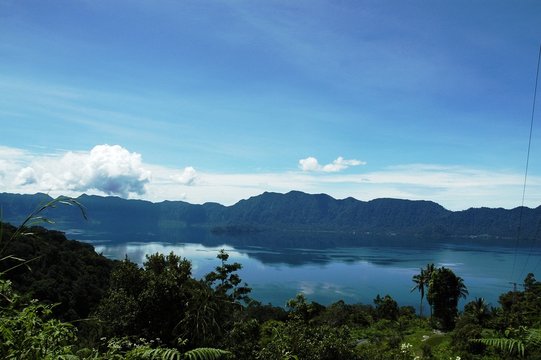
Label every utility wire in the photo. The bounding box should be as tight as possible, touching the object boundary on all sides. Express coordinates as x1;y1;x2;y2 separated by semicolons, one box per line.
511;43;541;283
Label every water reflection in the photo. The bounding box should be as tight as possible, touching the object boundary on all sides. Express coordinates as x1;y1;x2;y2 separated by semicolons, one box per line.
87;230;541;309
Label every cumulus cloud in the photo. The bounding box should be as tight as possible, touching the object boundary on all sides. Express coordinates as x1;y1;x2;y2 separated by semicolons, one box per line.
15;167;37;186
299;156;366;172
299;156;320;171
58;144;151;197
173;166;197;186
4;144;151;198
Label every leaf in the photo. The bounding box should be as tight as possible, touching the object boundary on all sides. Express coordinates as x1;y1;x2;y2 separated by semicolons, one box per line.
472;337;525;357
184;348;230;360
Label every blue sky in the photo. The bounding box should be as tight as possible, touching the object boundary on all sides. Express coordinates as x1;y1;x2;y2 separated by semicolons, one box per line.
0;0;540;210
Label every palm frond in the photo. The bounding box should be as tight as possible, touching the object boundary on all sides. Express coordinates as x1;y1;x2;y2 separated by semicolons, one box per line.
184;347;230;360
526;328;541;348
471;337;525;357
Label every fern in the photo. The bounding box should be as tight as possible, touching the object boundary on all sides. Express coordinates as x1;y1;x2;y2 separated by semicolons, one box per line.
127;347;182;360
56;355;81;360
472;337;525;357
184;347;230;360
526;328;541;348
125;346;230;360
472;327;541;357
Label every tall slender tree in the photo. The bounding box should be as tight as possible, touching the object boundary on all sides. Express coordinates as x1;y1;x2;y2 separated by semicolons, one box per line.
424;263;436;317
411;269;427;317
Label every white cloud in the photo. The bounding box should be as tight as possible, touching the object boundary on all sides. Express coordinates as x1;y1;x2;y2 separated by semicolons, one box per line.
299;156;320;171
15;167;37;186
1;145;540;210
322;157;366;172
172;166;197;186
1;144;150;198
60;144;151;197
299;156;366;172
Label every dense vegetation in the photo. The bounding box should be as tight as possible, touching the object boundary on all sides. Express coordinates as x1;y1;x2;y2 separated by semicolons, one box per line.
0;222;113;322
1;196;541;359
2;191;541;240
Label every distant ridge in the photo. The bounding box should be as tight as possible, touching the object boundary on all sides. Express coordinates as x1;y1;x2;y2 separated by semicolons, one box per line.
1;191;540;240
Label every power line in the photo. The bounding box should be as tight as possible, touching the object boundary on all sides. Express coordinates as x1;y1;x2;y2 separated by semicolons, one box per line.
511;43;541;282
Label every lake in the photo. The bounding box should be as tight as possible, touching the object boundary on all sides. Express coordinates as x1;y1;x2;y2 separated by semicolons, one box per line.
74;229;541;312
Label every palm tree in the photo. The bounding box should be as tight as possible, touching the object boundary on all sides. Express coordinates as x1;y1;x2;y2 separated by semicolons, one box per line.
424;263;435;281
411;269;427;317
464;297;491;326
411;263;437;318
457;275;469;300
424;263;435;317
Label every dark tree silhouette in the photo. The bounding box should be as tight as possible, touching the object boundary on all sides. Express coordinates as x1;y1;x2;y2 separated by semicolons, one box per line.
427;267;468;330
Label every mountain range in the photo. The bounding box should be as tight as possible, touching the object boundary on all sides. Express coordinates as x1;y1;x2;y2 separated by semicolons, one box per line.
1;191;540;241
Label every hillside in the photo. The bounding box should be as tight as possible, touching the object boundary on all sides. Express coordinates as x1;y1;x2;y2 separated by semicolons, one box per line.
1;191;540;240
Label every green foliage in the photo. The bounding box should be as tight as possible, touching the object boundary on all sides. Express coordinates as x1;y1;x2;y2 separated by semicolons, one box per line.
1;224;114;322
373;294;399;321
0;277;78;359
311;300;373;328
1;195;86;259
1;195;112;323
257;319;356;360
0;276;231;360
471;326;541;358
4;195;541;360
286;293;325;322
123;345;230;360
462;297;492;327
95;249;251;349
95;252;195;345
427;267;468;331
498;273;541;329
223;319;261;360
451;319;485;355
204;249;251;304
183;347;231;360
242;300;288;323
177;281;222;347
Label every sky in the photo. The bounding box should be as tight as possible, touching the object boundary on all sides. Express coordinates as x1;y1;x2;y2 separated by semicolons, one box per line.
0;0;540;210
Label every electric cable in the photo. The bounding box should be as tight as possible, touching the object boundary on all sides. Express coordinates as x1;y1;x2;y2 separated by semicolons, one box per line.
511;43;541;283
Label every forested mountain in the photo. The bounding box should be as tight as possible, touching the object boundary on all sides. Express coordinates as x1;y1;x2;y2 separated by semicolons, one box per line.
1;191;540;240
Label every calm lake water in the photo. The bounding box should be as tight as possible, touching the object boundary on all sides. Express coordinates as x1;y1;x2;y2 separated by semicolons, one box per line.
76;229;541;312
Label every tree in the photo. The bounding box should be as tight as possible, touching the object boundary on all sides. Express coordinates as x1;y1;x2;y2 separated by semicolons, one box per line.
177;281;223;347
286;293;324;322
96;252;196;346
497;273;541;330
427;267;468;330
374;294;399;321
463;297;491;327
94;258;143;337
411;268;428;317
204;249;251;304
257;319;355;360
138;252;194;344
423;263;436;317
